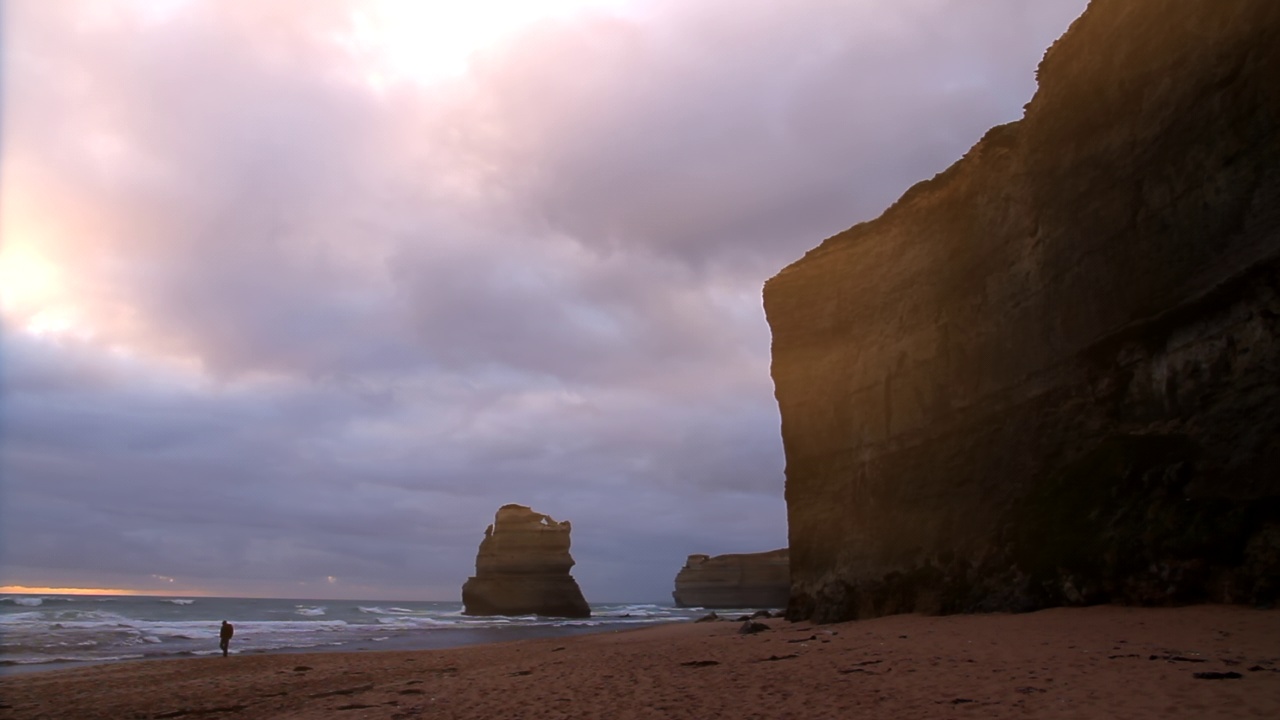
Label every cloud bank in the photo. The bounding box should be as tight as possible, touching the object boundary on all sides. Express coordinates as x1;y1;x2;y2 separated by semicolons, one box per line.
0;0;1087;600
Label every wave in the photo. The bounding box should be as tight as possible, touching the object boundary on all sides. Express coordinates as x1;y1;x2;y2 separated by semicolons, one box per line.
161;599;195;605
4;614;350;639
0;611;47;625
39;610;135;628
373;616;456;627
294;606;326;617
1;596;79;606
0;653;146;666
599;604;672;618
357;606;421;615
132;619;350;637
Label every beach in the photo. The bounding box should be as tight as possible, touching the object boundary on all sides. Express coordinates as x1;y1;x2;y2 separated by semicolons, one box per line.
1;605;1277;719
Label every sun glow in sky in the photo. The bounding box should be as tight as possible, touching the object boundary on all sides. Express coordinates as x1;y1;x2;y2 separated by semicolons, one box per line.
0;246;59;311
0;585;151;596
341;0;628;85
0;0;629;343
0;242;82;337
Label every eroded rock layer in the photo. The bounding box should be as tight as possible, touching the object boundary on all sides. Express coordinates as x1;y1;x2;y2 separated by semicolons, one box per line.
764;0;1280;623
461;504;590;618
672;549;790;609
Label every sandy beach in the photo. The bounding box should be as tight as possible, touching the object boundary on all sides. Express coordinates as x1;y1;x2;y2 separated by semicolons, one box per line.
1;605;1277;719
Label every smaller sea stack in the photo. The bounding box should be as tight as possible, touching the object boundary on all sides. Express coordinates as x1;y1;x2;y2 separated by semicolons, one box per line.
461;504;590;618
672;549;790;609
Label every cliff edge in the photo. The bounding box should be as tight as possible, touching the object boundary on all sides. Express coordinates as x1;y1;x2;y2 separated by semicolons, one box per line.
764;0;1280;623
461;504;590;618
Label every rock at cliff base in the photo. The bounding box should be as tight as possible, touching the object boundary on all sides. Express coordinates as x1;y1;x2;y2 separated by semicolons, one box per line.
672;549;790;609
461;504;590;618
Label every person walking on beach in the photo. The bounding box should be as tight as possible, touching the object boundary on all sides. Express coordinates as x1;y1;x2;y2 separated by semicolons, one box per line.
219;620;235;657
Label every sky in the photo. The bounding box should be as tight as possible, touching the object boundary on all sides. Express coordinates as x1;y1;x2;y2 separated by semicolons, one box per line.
0;0;1089;602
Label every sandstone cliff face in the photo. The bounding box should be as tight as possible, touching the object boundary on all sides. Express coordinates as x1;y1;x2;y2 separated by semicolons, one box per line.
764;0;1280;623
672;549;790;609
461;504;590;618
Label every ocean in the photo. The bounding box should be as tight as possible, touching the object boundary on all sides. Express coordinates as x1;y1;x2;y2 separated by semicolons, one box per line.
0;594;745;674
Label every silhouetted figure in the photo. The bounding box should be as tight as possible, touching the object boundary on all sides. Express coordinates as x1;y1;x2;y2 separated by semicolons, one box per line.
219;620;234;657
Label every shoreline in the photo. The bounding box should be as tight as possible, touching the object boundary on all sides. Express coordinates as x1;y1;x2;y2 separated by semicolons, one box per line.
2;605;1277;719
0;597;716;677
0;617;689;678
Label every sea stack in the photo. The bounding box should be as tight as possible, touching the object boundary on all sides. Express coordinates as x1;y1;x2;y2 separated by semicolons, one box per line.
461;504;590;618
672;549;790;609
764;0;1280;623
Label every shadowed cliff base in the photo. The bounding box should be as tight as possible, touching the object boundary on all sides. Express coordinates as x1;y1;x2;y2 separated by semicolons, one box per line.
764;0;1280;623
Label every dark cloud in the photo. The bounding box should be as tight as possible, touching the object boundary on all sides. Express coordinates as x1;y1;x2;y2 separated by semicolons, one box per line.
461;0;1084;269
0;0;1087;600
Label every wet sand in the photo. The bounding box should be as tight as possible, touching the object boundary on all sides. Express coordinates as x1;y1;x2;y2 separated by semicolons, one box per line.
1;605;1277;719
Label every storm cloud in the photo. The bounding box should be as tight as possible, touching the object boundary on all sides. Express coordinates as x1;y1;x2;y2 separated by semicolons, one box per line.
0;0;1087;600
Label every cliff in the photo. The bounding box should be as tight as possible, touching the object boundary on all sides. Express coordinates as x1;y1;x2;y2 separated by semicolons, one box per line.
763;0;1280;623
461;504;590;618
672;549;790;609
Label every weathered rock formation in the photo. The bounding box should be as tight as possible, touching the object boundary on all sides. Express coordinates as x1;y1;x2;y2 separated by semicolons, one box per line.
461;504;590;618
672;549;790;609
764;0;1280;623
